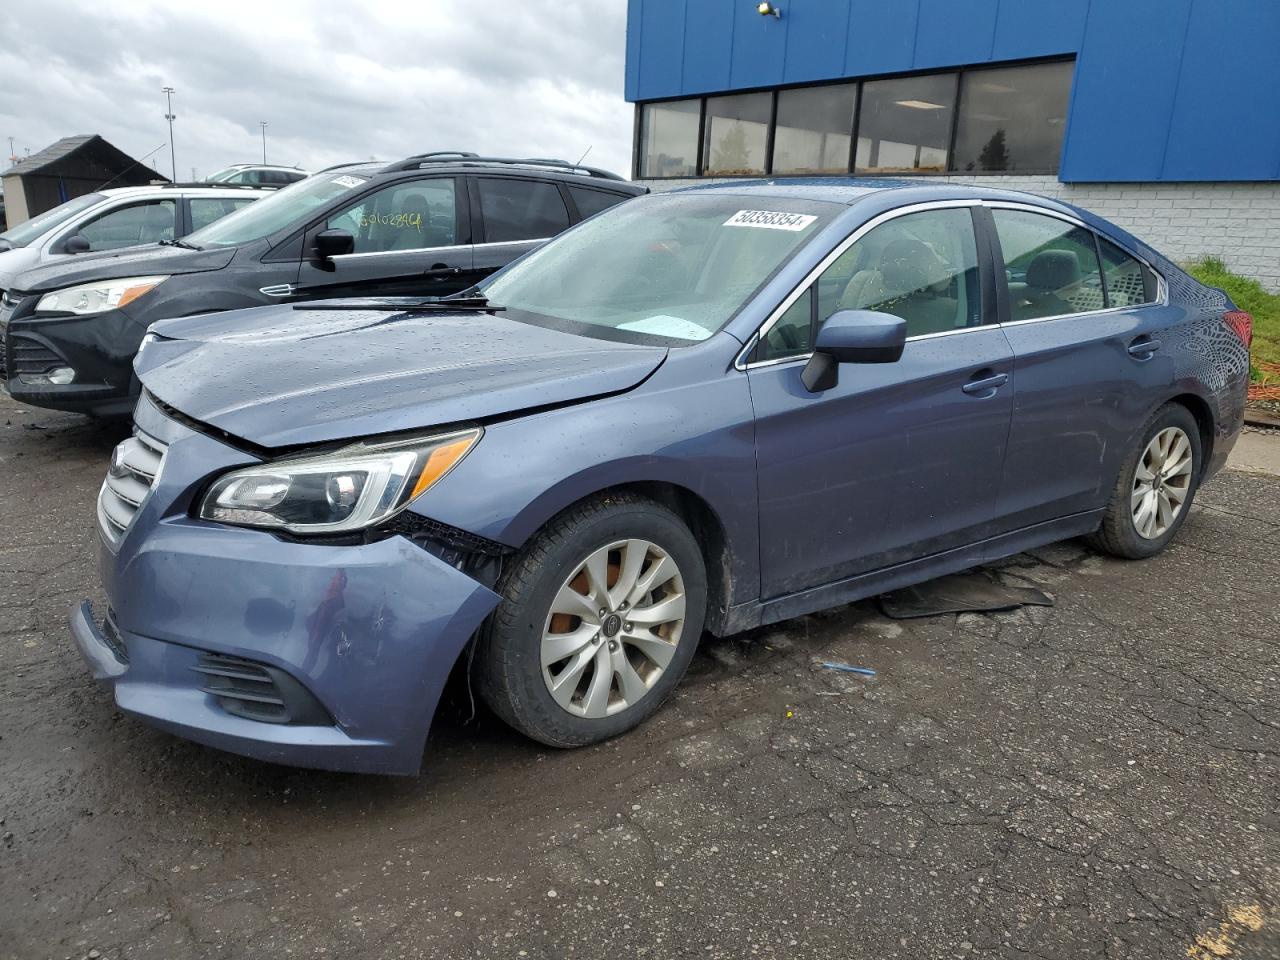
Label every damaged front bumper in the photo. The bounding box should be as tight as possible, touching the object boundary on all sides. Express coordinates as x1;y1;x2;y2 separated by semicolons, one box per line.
71;395;502;775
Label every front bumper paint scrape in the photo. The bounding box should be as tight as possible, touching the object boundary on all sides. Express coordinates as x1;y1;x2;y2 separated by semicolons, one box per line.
72;404;502;775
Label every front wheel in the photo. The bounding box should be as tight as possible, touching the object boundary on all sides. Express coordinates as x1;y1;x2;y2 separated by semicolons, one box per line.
477;494;707;747
1087;403;1202;559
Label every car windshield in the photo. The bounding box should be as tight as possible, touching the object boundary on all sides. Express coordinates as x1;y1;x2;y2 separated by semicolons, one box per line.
479;193;839;343
186;172;370;247
0;193;104;247
204;167;243;182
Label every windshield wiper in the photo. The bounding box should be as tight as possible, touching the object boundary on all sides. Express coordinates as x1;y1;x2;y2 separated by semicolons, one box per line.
294;296;505;313
159;238;201;250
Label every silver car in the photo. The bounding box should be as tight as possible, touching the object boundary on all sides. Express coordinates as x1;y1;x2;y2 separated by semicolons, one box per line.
0;184;268;296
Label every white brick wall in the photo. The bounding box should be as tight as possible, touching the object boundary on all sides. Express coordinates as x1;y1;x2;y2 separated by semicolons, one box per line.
645;175;1280;291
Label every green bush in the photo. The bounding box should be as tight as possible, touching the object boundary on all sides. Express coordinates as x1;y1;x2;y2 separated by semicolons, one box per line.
1186;257;1280;382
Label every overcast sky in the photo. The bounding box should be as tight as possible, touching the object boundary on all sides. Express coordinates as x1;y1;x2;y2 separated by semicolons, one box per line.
0;0;634;182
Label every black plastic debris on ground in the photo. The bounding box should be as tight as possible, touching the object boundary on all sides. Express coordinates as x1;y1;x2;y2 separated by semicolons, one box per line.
879;571;1054;619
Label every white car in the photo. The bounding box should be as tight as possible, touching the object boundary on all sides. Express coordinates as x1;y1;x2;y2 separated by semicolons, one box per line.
204;164;310;188
0;184;268;295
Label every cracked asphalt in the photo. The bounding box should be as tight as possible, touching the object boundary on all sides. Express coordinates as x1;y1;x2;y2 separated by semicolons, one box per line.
1;392;1278;960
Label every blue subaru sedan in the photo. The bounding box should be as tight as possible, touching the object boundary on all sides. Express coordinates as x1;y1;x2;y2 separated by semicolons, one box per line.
71;180;1251;774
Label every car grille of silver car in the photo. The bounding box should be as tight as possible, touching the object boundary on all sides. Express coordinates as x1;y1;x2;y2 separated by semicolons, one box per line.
98;430;167;543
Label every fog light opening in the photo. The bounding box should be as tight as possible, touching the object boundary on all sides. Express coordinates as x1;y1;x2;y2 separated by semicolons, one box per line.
19;366;77;386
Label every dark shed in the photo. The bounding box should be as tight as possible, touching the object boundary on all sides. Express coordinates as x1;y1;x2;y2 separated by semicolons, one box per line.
1;135;167;226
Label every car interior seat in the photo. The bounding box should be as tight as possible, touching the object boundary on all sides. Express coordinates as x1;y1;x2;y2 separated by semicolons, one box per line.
138;203;175;245
870;238;958;334
1015;249;1080;319
388;195;435;250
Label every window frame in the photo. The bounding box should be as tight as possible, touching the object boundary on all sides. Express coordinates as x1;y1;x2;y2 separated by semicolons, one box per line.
303;174;467;260
635;97;703;180
185;195;257;235
471;174;573;245
54;197;178;254
632;54;1076;181
563;185;633;222
700;90;775;178
770;81;860;177
983;201;1167;326
952;60;1076;176
739;199;986;369
737;199;1167;371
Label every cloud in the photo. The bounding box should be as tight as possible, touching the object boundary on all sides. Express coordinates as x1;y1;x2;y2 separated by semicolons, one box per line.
0;0;634;181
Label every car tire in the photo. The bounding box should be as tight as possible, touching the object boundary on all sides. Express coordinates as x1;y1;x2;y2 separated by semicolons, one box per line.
477;493;707;748
1086;402;1203;560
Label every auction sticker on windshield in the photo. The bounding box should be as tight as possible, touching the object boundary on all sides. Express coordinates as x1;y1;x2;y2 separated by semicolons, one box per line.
332;175;366;188
723;210;817;231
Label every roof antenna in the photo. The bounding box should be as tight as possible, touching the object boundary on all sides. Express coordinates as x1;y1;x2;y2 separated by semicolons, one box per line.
575;145;593;166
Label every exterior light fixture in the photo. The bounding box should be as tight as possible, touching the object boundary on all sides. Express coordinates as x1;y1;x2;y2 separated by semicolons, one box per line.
757;2;781;18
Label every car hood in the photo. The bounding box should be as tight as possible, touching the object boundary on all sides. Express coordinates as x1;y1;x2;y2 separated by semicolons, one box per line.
11;243;235;294
0;245;39;291
136;303;669;448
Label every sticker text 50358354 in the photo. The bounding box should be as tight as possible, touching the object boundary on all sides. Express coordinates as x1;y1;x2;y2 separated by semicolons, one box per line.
723;210;818;232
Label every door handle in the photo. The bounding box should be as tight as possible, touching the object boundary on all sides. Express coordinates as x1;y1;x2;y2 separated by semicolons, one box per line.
961;371;1009;396
1127;337;1161;358
426;263;460;276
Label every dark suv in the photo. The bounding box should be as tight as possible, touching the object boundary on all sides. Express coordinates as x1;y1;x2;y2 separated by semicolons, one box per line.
0;152;645;416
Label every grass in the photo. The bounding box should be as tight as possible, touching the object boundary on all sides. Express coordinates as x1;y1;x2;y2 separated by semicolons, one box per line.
1186;257;1280;383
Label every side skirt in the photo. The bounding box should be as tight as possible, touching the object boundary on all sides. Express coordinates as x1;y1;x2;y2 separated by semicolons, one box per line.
719;509;1104;633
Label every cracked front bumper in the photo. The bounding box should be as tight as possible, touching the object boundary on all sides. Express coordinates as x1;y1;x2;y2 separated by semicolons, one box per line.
72;397;502;775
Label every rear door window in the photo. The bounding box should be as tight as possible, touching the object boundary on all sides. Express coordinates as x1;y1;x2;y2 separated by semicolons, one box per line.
189;197;257;232
992;209;1106;320
477;177;570;243
75;199;176;251
1098;236;1158;306
568;186;631;220
325;178;458;254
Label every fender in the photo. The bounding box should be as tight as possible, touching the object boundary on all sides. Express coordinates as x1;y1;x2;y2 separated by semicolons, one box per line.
412;342;763;610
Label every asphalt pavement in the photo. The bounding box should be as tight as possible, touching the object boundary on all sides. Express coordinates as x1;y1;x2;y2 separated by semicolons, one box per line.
1;392;1277;960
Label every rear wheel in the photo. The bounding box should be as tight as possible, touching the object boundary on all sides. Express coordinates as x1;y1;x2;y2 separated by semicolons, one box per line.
477;494;707;747
1087;403;1202;559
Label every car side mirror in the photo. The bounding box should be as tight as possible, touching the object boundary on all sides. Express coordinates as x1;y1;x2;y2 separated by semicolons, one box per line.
63;234;91;255
801;309;907;392
314;228;354;260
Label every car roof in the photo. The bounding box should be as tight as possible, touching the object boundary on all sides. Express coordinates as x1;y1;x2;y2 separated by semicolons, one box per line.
218;164;307;172
670;176;1077;210
316;155;644;193
98;184;272;198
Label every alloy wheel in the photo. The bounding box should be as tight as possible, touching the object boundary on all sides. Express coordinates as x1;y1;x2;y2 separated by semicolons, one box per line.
1131;426;1193;540
541;539;686;718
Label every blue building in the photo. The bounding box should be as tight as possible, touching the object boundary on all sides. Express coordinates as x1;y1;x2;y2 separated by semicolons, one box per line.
624;0;1280;288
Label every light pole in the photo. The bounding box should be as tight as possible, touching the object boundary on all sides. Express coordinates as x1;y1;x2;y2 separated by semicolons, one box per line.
259;122;268;164
162;86;176;181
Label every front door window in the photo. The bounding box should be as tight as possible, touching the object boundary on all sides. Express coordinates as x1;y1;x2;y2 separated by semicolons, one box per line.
757;206;983;362
326;179;458;253
75;200;176;251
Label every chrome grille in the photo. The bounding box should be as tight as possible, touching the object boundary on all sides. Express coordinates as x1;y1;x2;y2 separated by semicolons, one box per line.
98;429;167;543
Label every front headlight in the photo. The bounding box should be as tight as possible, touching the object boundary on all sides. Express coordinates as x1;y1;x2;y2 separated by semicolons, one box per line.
199;428;481;534
36;275;168;315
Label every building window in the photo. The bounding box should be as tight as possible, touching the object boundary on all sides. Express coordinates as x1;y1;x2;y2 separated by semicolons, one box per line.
771;83;857;176
702;92;772;176
639;99;701;178
953;61;1073;173
633;57;1075;180
855;73;956;174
